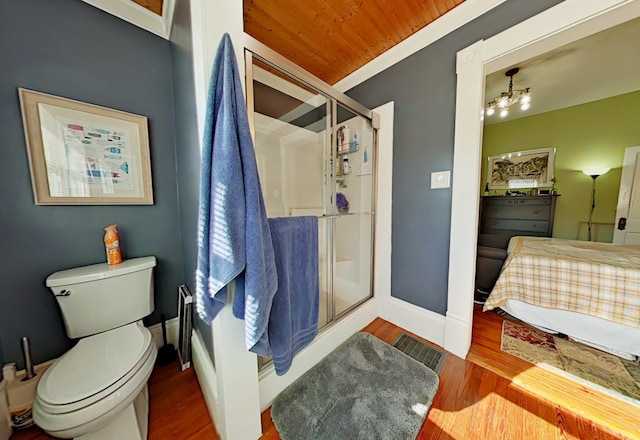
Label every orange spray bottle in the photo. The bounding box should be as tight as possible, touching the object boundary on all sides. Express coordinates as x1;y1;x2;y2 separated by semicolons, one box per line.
104;224;122;265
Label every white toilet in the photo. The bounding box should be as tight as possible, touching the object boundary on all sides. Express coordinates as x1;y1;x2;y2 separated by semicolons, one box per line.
34;256;158;440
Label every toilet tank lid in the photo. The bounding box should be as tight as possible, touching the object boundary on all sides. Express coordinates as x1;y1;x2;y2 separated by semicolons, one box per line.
46;256;156;287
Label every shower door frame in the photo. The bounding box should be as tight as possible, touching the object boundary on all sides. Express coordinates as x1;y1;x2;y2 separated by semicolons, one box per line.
244;36;379;334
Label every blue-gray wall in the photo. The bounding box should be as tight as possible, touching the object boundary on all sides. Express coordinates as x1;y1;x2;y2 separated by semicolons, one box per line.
0;0;183;368
170;0;214;353
346;0;563;314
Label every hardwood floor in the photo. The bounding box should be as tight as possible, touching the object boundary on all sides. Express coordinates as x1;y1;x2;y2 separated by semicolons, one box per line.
10;308;638;439
261;309;637;440
9;359;219;440
466;305;639;439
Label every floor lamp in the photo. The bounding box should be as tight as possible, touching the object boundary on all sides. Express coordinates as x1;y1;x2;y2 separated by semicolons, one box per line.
582;167;610;241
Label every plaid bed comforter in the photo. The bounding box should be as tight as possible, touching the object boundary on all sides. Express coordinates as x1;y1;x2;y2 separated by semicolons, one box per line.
483;236;640;329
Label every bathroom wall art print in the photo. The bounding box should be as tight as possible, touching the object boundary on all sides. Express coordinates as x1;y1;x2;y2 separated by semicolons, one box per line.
18;88;154;205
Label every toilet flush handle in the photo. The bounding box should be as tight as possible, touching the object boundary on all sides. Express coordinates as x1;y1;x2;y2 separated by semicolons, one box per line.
55;289;72;297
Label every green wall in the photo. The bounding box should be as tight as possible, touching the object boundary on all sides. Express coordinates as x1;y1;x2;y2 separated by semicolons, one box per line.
482;90;640;242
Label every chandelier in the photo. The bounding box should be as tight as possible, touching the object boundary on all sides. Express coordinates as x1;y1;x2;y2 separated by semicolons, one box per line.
486;67;531;118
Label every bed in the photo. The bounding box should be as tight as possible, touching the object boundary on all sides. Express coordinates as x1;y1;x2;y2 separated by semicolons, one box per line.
483;236;640;360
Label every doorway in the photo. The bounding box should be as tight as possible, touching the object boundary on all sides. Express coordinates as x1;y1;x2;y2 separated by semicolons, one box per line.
445;0;640;359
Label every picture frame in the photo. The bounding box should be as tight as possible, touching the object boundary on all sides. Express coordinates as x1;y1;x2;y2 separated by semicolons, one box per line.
487;147;555;190
18;88;153;205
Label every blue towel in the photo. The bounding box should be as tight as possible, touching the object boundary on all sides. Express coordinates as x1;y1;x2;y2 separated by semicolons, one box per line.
195;33;278;353
254;216;319;375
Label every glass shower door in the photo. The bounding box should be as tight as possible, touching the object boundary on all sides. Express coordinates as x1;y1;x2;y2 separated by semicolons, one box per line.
248;59;333;327
246;53;376;338
332;104;375;317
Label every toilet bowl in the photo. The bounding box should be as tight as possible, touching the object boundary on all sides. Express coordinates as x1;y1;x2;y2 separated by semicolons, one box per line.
33;257;157;439
34;323;157;439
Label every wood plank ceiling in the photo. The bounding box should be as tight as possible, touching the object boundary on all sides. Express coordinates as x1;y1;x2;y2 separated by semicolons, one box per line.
244;0;465;85
131;0;163;16
131;0;465;85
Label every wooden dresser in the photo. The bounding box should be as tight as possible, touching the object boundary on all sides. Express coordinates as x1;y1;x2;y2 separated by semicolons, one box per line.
480;195;559;238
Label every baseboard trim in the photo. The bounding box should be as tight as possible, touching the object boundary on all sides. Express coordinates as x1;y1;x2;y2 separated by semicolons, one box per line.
444;312;472;359
148;316;179;349
378;296;446;348
191;329;220;434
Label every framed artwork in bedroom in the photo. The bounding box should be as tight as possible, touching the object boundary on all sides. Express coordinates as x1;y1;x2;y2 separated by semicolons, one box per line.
487;147;555;190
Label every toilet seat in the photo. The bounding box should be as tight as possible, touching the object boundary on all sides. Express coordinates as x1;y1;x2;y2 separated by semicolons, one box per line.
38;323;153;412
34;323;157;436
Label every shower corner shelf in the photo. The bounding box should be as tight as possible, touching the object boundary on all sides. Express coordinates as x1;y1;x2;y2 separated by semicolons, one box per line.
337;142;359;156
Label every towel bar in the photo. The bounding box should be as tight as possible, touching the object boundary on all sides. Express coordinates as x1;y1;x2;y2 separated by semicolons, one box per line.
317;212;374;219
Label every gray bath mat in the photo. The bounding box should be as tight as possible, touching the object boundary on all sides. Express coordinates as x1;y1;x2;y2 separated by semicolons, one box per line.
393;333;446;374
271;332;440;440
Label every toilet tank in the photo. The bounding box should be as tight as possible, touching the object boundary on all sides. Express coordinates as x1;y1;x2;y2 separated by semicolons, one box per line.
46;256;156;338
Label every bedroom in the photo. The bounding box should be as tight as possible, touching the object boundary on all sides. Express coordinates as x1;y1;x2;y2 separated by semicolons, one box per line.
473;14;640;360
480;15;640;245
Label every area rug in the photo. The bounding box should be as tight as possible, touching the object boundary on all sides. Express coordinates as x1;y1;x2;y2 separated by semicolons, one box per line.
501;320;640;406
271;332;440;440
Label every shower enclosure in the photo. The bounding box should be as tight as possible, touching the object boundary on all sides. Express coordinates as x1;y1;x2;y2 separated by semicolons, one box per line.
245;50;377;336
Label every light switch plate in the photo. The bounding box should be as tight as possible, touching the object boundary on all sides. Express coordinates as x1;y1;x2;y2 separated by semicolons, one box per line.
431;170;451;189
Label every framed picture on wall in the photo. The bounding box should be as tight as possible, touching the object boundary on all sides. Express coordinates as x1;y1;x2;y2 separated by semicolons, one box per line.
487;147;555;190
18;88;154;205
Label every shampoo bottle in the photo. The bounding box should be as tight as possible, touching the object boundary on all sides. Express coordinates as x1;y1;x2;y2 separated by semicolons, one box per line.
343;157;352;174
104;225;122;265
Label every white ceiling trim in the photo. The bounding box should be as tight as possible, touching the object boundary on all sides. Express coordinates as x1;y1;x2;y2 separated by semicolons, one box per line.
333;0;508;92
81;0;176;39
